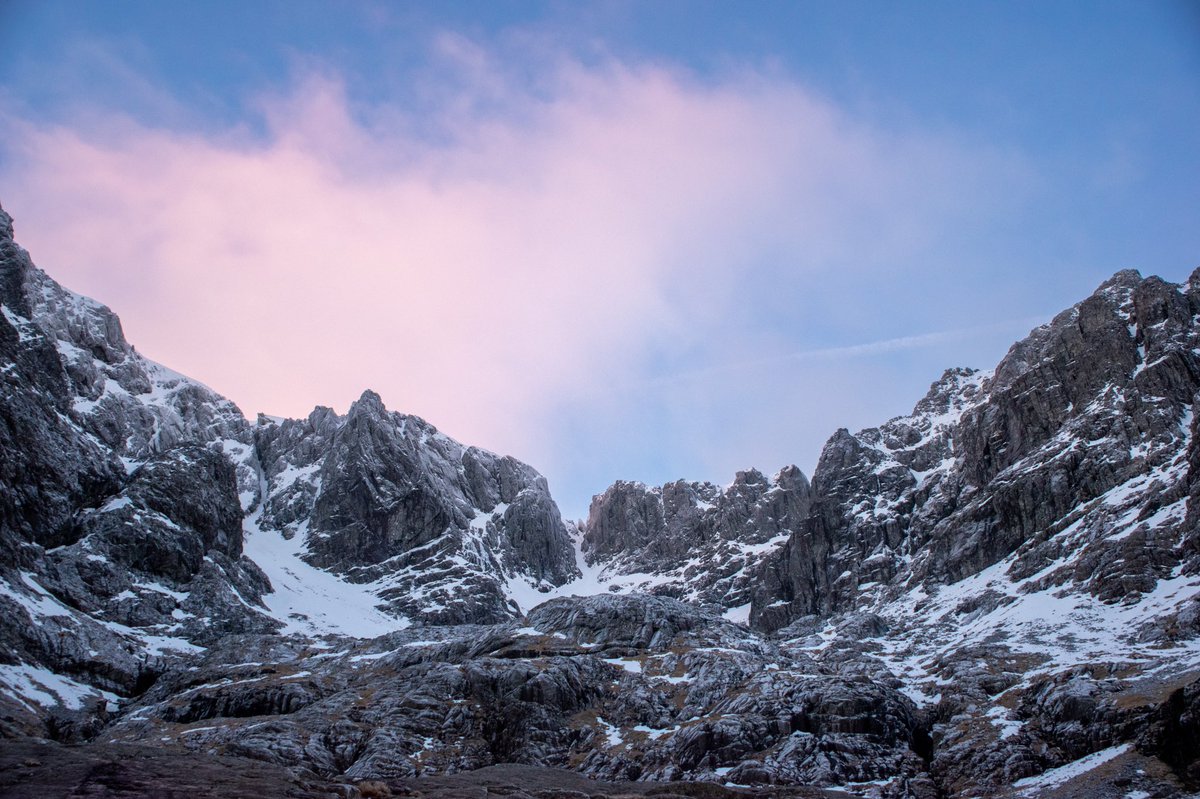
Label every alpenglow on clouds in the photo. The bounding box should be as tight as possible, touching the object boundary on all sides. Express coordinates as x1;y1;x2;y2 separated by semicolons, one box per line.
2;1;1197;516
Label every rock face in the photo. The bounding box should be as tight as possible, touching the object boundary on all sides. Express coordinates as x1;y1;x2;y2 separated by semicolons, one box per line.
0;217;124;567
582;466;813;612
253;389;579;625
2;198;1199;799
36;444;277;644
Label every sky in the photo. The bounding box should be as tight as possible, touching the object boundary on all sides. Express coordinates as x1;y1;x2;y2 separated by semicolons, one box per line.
0;1;1198;519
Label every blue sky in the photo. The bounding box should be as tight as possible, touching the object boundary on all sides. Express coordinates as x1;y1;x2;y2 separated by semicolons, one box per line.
1;1;1198;517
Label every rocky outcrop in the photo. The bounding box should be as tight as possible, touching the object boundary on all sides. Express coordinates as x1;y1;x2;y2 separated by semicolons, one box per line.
94;594;935;796
582;466;813;611
0;437;279;739
82;446;245;578
35;444;277;640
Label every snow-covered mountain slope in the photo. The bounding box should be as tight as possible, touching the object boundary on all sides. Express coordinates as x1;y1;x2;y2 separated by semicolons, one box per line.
2;197;1199;798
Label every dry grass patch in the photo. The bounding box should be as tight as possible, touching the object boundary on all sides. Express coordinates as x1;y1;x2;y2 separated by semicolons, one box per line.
355;779;392;798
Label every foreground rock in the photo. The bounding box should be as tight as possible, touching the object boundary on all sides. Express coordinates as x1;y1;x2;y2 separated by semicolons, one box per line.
93;595;934;797
0;740;852;799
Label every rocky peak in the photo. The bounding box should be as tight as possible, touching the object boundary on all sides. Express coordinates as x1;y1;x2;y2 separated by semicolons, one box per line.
911;366;985;418
775;463;807;488
253;390;579;624
584;480;666;562
0;210;129;368
347;388;387;418
1095;266;1144;295
582;466;813;612
731;468;767;487
810;428;878;500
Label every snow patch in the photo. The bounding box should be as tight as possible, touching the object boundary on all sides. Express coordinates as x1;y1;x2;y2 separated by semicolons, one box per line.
596;716;624;747
723;602;752;625
0;663;118;711
242;506;408;638
1014;744;1132;793
603;657;643;674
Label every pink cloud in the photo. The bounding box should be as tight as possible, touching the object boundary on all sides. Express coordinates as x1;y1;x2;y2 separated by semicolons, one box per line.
0;51;1028;477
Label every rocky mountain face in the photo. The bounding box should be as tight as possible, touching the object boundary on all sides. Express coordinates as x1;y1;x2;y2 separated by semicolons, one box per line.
253;389;578;625
0;206;280;745
1;199;1198;799
582;467;813;614
750;269;1200;630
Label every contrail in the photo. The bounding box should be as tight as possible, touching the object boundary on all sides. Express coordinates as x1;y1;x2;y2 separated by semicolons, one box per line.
639;314;1049;387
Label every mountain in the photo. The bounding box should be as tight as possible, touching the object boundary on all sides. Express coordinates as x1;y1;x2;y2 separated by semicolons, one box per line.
581;466;813;617
251;389;578;626
0;202;579;727
0;200;1197;799
576;269;1200;795
752;269;1200;628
